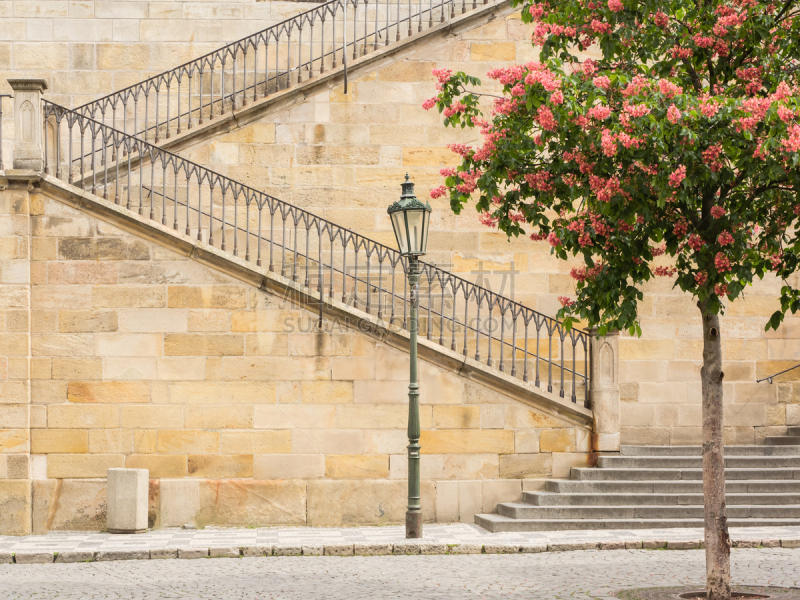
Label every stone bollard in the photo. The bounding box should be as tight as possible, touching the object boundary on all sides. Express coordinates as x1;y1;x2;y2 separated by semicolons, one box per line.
107;468;149;534
589;330;620;452
7;79;48;171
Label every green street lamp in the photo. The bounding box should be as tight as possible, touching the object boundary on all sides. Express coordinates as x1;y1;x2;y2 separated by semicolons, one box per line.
387;174;432;539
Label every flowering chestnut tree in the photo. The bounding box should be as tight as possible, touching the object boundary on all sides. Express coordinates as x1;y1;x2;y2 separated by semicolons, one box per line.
427;1;800;598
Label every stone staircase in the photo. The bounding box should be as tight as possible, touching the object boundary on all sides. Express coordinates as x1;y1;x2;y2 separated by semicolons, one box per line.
476;438;800;532
766;426;800;446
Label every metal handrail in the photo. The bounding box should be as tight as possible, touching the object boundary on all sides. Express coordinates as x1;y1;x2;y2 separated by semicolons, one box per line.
71;0;493;144
757;364;800;384
42;100;592;405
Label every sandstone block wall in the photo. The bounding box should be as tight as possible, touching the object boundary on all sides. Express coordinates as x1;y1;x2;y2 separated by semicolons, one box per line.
177;10;800;447
0;182;591;533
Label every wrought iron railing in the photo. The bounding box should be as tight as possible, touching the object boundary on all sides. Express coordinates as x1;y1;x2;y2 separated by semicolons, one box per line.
71;0;494;143
42;100;592;405
758;364;800;384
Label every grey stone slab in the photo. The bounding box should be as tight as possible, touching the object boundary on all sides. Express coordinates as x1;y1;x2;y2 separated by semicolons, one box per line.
209;547;240;558
324;544;354;556
14;552;55;564
782;539;800;548
548;542;598;552
241;546;269;557
0;551;13;564
55;551;95;563
177;548;208;559
484;544;520;554
96;550;149;561
302;546;323;556
599;541;626;550
447;543;483;554
150;548;179;560
641;541;666;549
353;543;392;556
393;542;421;555
520;544;547;553
273;546;302;556
666;541;701;550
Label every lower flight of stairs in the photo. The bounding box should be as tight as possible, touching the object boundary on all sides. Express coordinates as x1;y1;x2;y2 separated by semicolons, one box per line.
476;432;800;532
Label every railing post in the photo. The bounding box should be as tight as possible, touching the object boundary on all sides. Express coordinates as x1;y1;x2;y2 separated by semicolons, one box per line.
589;329;620;452
7;79;48;171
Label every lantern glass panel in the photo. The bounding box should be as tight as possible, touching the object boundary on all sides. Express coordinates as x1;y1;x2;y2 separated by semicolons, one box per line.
405;208;424;255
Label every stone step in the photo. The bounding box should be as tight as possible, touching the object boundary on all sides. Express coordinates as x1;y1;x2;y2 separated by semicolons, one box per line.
765;437;800;446
619;445;800;456
497;503;800;520
571;467;800;481
522;492;800;507
474;514;800;533
597;455;800;469
547;479;800;494
789;427;800;436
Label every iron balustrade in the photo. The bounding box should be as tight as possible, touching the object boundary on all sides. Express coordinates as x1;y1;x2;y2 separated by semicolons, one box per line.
70;0;495;145
42;99;592;405
757;364;800;384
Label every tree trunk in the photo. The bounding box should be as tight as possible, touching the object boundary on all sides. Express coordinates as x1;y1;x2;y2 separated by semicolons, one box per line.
698;299;731;600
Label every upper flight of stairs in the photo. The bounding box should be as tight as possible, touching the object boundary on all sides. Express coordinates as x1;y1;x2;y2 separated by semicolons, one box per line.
766;426;800;446
477;433;800;532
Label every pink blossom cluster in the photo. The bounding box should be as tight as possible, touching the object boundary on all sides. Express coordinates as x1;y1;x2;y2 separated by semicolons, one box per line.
653;11;669;28
487;65;526;86
582;59;597;78
714;283;728;297
593;76;611;89
548;232;562;247
782;125;800;154
668;165;687;188
703;145;724;172
422;98;437;111
478;212;499;228
711;205;726;219
523;63;562;91
589;174;621;202
607;0;623;12
688;234;705;251
524;171;553;192
447;143;473;158
699;95;721;118
550;90;564;105
621;75;649;98
714;252;731;272
624;102;651;118
590;19;612;34
588;105;612;120
673;218;689;238
695;271;708;285
667;105;681;124
658;79;683;98
558;296;575;308
429;185;447;199
537;105;558;131
454;170;481;194
654;266;677;277
443;102;467;118
570;263;603;282
431;68;453;84
717;231;734;246
778;106;796;123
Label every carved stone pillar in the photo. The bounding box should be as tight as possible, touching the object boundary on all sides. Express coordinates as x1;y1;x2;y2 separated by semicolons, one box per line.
590;330;620;452
7;79;48;171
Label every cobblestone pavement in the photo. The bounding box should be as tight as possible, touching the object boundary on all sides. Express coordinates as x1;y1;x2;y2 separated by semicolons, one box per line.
0;548;798;599
2;524;800;554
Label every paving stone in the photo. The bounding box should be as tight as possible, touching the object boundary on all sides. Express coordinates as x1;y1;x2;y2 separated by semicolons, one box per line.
484;544;519;554
519;544;547;553
324;544;354;556
761;539;781;548
419;543;448;555
302;545;323;556
393;542;421;555
548;542;598;552
354;543;391;556
781;539;800;548
96;550;149;561
448;543;483;554
209;547;240;558
641;541;665;549
0;552;13;564
600;541;626;550
14;553;54;564
273;546;302;556
734;540;761;549
55;551;94;563
177;548;208;559
666;541;700;550
149;548;178;560
241;546;269;557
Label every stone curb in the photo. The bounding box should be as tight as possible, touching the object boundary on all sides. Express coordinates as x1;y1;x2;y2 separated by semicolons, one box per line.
3;539;799;564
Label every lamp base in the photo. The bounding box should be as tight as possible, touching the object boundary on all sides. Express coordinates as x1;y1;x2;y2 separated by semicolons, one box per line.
405;509;422;539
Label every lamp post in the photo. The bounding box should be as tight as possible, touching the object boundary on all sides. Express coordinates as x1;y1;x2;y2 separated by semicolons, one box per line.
387;174;432;539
